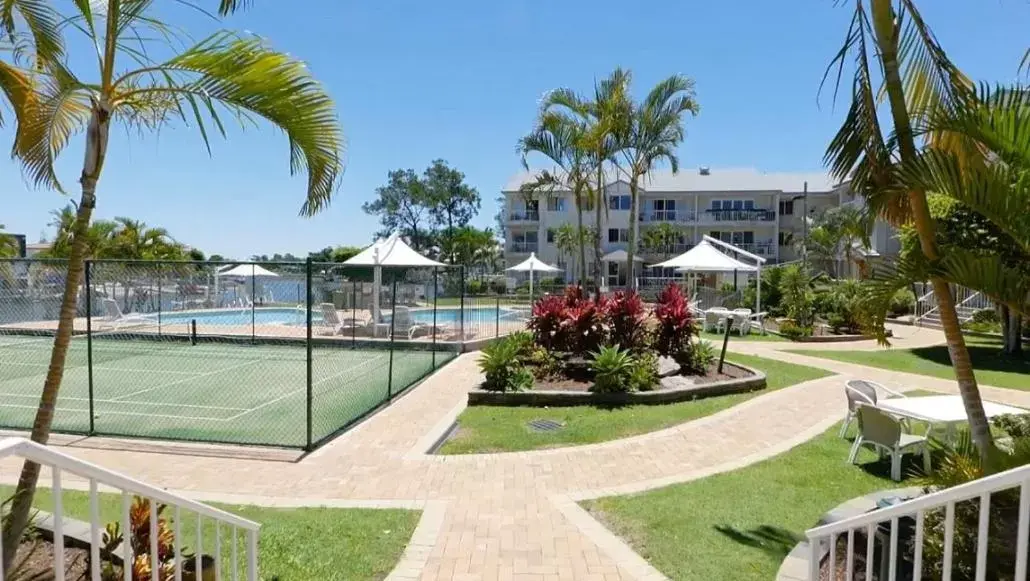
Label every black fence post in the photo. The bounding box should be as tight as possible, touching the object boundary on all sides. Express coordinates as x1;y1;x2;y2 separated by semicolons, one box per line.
250;265;256;344
157;262;162;337
495;295;500;338
85;260;95;435
459;266;466;342
431;267;438;368
305;258;313;451
387;278;397;400
351;279;357;349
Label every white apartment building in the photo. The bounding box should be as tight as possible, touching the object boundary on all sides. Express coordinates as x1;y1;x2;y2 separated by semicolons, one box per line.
502;167;894;287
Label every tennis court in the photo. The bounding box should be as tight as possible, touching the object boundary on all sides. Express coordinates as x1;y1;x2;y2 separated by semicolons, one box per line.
0;334;453;448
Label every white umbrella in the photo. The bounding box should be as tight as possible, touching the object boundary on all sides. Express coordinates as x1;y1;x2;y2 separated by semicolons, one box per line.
651;240;757;272
343;233;445;323
215;264;280;305
506;252;561;299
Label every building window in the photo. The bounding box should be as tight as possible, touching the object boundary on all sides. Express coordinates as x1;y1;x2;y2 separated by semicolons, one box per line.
546;229;555;243
711;199;755;211
652;199;677;221
779;200;794;215
608;228;629;243
547;197;566;212
609;194;631;211
778;232;789;246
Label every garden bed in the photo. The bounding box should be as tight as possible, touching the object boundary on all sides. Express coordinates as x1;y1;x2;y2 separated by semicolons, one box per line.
469;361;765;407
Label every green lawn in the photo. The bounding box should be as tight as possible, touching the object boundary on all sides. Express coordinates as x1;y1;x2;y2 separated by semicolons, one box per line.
583;426;905;581
699;330;787;343
437;354;833;454
787;337;1030;391
2;486;419;580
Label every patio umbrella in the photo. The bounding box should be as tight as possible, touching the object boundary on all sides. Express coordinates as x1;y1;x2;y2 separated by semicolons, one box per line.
215;264;281;305
505;253;561;300
343;233;445;323
651;238;763;312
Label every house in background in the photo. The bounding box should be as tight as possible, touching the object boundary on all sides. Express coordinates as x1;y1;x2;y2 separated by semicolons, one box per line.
501;167;890;288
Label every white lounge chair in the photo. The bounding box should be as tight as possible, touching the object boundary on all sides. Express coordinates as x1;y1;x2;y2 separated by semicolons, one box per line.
703;309;729;333
101;298;151;329
848;404;930;481
732;308;753;335
750;311;768;335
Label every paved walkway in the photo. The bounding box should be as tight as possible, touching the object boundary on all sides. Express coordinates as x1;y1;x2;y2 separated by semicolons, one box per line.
2;324;1026;580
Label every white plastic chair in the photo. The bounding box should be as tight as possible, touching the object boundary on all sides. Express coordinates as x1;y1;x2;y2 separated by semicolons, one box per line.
848;404;931;481
703;309;727;333
840;379;908;438
733;308;752;335
750;311;768;335
101;299;151;329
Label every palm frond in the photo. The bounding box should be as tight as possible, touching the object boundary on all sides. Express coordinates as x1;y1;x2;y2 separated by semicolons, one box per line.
925;83;1030;173
0;59;34;128
1;0;63;65
113;31;344;215
936;250;1030;316
13;60;91;192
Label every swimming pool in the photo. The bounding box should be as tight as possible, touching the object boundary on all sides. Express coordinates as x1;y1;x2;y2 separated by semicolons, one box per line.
153;306;523;326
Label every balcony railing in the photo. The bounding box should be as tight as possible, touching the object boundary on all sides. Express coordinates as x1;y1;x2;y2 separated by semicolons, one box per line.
731;242;776;256
640;243;693;256
639;211;697;224
507;210;540;222
700;209;776;223
508;242;539;253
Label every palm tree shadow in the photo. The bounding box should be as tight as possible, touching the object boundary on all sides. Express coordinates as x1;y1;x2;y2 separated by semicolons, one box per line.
910;343;1030;374
714;524;801;559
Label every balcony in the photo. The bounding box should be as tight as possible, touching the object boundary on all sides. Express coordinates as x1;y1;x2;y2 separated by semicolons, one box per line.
507;210;540;222
507;242;539;254
698;208;776;224
731;242;777;256
640;243;693;257
638;210;697;224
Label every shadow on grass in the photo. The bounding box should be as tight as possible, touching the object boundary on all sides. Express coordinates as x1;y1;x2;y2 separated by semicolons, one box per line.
713;525;801;559
909;342;1030;376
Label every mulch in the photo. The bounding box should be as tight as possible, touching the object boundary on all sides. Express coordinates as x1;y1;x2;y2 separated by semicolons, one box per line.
13;537;89;580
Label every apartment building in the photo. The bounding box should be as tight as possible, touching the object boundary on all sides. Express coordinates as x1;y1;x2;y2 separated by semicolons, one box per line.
502;167;869;286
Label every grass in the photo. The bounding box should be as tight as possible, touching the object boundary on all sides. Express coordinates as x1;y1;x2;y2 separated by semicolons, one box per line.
787;336;1030;391
582;425;905;581
2;486;419;580
699;330;787;343
437;354;833;454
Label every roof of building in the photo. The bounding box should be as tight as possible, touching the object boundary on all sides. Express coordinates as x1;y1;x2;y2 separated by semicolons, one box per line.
504;167;843;194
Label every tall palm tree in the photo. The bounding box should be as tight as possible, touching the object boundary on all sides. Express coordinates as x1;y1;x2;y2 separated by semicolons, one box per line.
617;76;698;289
0;224;17;257
543;69;632;294
823;0;993;453
0;0;344;566
518;114;593;285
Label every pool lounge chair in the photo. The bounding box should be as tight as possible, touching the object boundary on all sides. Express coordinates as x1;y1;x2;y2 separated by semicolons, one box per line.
101;298;152;329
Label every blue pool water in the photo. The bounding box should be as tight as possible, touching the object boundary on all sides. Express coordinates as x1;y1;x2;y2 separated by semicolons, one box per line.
154;307;522;326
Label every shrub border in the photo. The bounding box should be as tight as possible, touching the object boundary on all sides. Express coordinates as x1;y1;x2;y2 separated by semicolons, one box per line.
467;361;766;407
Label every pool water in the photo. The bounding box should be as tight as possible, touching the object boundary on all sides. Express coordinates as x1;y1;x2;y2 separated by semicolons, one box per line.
154;307;522;326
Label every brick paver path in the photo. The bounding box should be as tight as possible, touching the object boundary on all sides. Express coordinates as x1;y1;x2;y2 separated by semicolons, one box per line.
3;324;1027;580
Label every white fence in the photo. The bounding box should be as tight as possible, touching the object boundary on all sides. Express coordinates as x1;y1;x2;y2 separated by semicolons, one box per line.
0;437;260;581
805;461;1030;581
914;283;995;324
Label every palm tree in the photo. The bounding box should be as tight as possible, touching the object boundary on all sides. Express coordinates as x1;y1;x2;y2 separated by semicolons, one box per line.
803;206;870;278
616;76;698;289
542;69;632;294
641;222;684;255
554;223;591;282
823;0;993;453
0;0;344;566
518;115;593;285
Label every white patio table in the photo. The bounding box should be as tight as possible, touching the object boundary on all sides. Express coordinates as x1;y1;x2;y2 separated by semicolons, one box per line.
878;395;1028;441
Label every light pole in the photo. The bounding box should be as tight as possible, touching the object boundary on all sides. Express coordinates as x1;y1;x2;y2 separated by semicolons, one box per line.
789;181;809;270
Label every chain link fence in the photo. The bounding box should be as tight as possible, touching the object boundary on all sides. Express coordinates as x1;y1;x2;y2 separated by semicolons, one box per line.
0;258;528;449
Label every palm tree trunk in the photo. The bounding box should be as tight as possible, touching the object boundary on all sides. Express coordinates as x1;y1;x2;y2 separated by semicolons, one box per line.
871;0;993;453
626;177;639;290
593;170;604;296
1;103;111;571
576;205;587;286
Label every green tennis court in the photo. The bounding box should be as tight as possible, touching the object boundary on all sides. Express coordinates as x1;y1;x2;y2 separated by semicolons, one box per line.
0;334;453;447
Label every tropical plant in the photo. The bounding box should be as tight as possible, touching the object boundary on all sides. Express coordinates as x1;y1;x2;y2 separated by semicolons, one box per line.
603;290;647;351
824;280;865;334
590;345;636;393
0;225;17;258
97;497;179;581
613;74;699;288
681;339;716;375
0;0;344;567
564;298;607;355
653;283;697;364
641;222;684;255
804;206;870;278
743;265;786;317
822;0;994;453
628;351;660;392
478;338;533;392
779;264;815;327
778;320;813;340
527;295;568;351
889;288;916;317
553;223;590;283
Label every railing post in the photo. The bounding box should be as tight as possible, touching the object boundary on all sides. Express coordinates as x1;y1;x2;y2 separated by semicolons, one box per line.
432;266;438;368
86;260;95;435
495;294;500;338
247;529;259;581
305;258;313;451
459;266;466;342
251;264;256;344
387;278;397;400
157;262;162;336
351;278;357;349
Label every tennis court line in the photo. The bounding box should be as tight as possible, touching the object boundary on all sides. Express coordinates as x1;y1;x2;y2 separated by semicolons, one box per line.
0;392;248;412
221;352;391;422
0;402;227;421
110;357;267;401
2;361;199;376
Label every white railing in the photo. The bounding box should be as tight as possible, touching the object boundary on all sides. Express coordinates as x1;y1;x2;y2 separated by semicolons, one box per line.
915;283;996;324
805;462;1030;581
0;437;260;581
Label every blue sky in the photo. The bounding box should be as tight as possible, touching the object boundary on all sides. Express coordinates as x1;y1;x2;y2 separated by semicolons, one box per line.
2;0;1028;259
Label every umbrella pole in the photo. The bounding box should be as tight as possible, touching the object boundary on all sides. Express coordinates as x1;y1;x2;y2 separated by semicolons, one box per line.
530;267;534;303
373;265;382;331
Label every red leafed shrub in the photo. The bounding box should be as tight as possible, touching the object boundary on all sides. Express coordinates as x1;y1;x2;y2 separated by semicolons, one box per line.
563;285;586;307
528;294;568;350
604;290;647;351
564;300;606;354
653;283;696;359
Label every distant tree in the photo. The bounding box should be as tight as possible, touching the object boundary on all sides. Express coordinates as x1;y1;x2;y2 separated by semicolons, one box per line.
641;223;685;254
423;160;480;261
0;226;17;258
208;254;226;263
363;169;433;250
187;248;205;262
331;246;363;263
439;226;499;271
